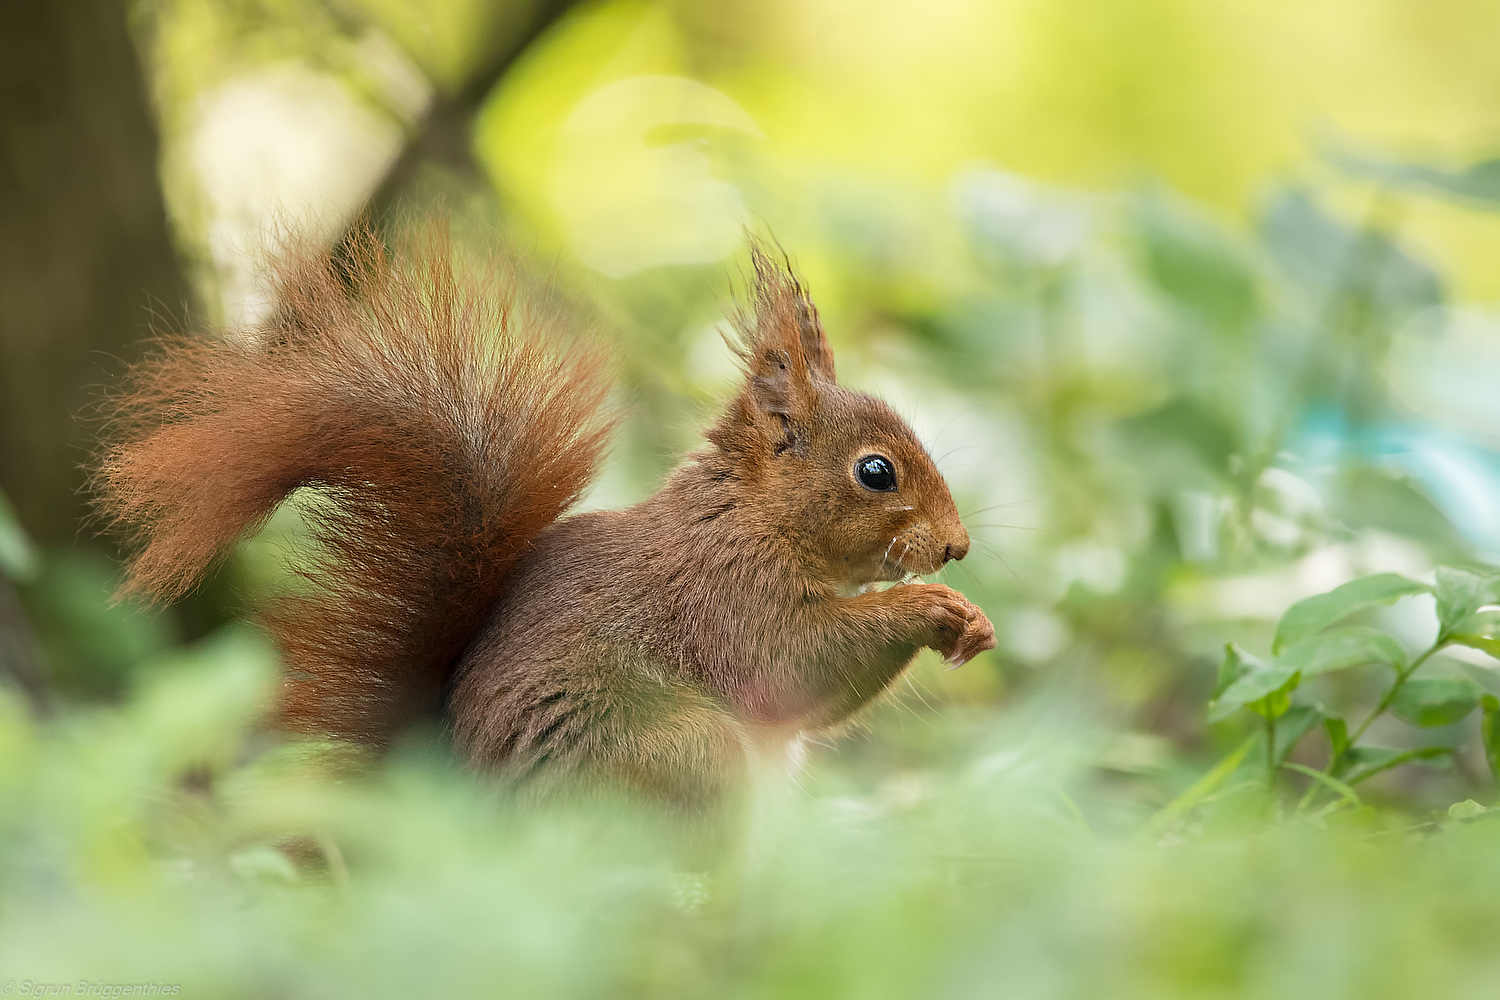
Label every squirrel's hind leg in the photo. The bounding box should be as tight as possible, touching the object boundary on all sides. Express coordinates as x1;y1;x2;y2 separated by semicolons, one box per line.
452;650;750;859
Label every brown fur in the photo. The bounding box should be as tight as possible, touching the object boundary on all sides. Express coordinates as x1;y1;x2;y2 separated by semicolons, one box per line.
95;226;613;746
96;227;995;821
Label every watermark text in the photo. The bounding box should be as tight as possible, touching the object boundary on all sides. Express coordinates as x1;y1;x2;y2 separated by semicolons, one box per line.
2;982;180;998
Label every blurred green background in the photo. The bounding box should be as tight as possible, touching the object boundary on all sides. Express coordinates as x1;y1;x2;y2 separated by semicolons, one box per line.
6;1;1500;996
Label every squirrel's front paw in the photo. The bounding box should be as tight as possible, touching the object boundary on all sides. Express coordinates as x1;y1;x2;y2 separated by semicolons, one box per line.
899;583;996;668
944;603;995;668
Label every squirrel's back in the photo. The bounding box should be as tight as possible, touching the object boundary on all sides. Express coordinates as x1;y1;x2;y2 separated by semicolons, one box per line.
95;227;613;748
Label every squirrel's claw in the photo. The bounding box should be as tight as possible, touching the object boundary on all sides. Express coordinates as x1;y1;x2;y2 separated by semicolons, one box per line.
944;608;997;669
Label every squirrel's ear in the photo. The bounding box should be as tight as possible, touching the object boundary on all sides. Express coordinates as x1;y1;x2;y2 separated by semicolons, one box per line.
720;242;837;457
737;243;836;422
747;244;836;386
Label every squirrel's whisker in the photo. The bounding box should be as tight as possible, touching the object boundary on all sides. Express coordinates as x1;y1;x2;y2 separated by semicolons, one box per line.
960;499;1040;519
969;539;1030;595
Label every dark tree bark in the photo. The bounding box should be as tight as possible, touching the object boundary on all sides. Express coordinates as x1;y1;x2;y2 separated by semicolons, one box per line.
0;0;187;546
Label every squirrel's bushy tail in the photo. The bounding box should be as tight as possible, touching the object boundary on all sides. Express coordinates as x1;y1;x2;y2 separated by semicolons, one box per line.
95;226;613;747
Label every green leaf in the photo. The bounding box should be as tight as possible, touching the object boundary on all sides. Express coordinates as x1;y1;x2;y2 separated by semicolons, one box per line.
1391;677;1482;727
1324;716;1349;759
1139;734;1257;840
1481;695;1500;781
1272;704;1328;765
1213;642;1254;700
1452;608;1500;633
1450;608;1500;659
1259;187;1442;324
229;845;301;886
1250;687;1293;722
1137;192;1260;329
1272;574;1430;654
1343;745;1452;785
0;489;38;581
1451;633;1500;660
1274;626;1407;676
1449;799;1492;821
1435;566;1500;637
1118;397;1236;486
1334;468;1471;557
1209;647;1299;723
1329;148;1500;209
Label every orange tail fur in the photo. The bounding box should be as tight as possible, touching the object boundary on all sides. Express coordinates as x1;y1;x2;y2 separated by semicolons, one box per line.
94;226;614;747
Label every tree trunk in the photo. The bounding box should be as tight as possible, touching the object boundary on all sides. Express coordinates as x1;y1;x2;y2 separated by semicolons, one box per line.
0;0;187;546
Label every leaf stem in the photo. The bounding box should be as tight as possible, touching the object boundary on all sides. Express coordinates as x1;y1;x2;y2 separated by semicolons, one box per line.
1266;711;1278;788
1298;636;1446;814
1344;639;1445;751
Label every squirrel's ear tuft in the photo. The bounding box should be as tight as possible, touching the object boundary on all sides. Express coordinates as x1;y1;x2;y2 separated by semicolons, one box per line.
739;242;837;388
732;242;836;427
714;240;836;459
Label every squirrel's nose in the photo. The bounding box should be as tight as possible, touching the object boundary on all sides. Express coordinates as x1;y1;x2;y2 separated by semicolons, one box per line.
943;537;970;563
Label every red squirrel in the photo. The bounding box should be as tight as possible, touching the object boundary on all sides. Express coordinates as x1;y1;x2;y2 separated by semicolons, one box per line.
96;226;995;819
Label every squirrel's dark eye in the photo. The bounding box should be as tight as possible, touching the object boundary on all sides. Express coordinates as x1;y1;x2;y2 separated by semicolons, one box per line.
855;455;897;492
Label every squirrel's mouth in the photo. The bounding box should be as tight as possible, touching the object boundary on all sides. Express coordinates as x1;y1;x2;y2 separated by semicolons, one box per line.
883;554;929;581
861;561;926;593
838;561;924;597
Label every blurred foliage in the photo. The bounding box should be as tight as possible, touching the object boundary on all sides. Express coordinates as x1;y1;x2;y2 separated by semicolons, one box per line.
11;630;1500;997
9;0;1500;993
